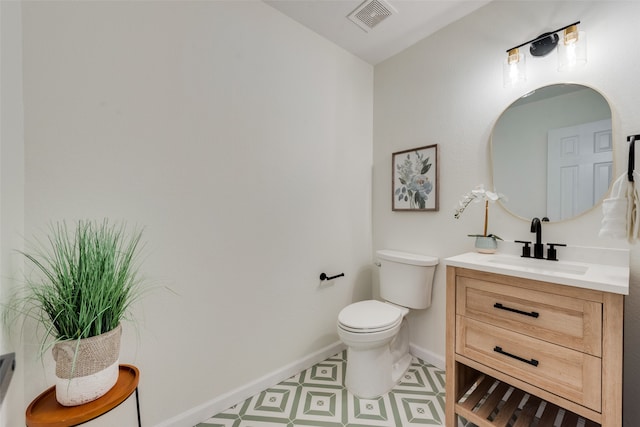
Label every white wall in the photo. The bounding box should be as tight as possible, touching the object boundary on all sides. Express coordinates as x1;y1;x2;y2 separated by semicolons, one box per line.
0;1;25;426
16;1;373;426
373;1;640;424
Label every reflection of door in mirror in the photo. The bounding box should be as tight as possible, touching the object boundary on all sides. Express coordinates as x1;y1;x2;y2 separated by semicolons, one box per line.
491;84;612;222
547;119;612;221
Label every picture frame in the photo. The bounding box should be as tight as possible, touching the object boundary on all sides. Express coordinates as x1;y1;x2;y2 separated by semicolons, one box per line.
392;144;439;211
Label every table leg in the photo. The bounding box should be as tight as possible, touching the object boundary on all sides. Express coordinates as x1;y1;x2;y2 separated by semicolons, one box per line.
135;388;141;427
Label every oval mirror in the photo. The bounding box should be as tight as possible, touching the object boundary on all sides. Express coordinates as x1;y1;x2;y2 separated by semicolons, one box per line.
491;84;612;222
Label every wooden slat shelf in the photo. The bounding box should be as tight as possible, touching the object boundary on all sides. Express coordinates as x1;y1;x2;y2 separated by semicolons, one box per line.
455;373;601;427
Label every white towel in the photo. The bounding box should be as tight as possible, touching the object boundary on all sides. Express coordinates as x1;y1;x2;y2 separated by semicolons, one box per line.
599;173;634;240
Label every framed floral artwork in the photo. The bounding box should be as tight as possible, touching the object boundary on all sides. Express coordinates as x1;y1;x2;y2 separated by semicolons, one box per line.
392;144;439;211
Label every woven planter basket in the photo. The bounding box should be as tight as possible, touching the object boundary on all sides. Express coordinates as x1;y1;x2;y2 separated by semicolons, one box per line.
52;324;122;406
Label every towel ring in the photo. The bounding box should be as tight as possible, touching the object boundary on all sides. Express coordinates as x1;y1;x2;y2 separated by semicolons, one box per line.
627;134;639;182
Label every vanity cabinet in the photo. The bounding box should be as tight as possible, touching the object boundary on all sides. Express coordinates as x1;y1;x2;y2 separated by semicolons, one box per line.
446;265;623;427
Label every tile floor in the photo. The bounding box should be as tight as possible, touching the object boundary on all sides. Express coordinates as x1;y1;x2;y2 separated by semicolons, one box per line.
196;350;447;427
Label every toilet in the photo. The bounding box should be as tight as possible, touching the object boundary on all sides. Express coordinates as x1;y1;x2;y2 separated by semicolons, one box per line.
337;249;438;398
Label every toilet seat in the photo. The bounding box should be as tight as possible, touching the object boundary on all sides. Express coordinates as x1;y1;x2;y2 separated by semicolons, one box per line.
338;300;404;333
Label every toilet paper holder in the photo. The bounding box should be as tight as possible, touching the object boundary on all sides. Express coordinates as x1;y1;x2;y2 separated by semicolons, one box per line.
319;272;344;281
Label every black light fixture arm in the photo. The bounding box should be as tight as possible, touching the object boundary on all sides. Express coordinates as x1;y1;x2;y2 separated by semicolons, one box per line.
506;21;580;53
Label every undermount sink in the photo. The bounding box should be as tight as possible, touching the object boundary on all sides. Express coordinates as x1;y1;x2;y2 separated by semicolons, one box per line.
487;255;589;275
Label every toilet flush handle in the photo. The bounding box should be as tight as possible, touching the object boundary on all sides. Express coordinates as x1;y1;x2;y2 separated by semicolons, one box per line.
374;262;381;267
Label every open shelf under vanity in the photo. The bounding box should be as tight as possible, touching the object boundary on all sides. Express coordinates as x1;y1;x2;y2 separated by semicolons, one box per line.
455;371;600;427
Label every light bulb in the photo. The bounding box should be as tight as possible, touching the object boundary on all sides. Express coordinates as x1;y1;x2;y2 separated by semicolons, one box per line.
503;48;526;87
558;26;586;71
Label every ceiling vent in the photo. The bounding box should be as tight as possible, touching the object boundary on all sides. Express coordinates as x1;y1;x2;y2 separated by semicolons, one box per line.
347;0;397;33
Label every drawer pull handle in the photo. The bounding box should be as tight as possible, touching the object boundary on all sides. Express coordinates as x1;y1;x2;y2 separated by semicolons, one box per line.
493;346;539;367
493;303;539;318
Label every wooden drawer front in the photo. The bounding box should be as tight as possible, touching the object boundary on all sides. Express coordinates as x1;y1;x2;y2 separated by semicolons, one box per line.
456;317;602;412
457;276;602;356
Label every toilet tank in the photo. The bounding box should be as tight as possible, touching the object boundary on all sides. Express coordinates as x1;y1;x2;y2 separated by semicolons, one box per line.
377;249;438;309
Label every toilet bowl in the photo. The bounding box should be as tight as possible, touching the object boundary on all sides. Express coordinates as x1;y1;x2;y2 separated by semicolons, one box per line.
337;250;438;398
337;300;411;398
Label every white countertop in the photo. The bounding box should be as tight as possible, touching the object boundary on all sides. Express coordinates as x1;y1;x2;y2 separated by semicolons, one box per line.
445;250;629;295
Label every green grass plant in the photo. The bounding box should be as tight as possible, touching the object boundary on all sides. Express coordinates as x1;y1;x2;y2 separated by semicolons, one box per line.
11;219;144;345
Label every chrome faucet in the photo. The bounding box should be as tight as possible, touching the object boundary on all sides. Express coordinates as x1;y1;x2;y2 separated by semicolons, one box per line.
530;217;548;259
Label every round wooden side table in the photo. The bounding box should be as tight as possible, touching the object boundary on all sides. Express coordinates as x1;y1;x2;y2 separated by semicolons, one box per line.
25;364;140;427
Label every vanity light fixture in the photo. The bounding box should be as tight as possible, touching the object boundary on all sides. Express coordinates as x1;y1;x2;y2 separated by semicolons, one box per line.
503;21;586;87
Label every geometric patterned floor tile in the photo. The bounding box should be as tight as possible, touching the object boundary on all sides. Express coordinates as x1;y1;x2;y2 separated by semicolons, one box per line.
196;350;447;427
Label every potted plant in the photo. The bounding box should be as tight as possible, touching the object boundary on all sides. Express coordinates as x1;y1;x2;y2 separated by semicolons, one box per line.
454;185;506;253
7;219;145;406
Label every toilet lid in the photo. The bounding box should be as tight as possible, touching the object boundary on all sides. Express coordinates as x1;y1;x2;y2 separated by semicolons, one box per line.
338;300;403;332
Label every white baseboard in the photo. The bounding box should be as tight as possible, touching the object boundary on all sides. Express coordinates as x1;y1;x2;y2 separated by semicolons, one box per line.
409;343;445;370
154;341;346;427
